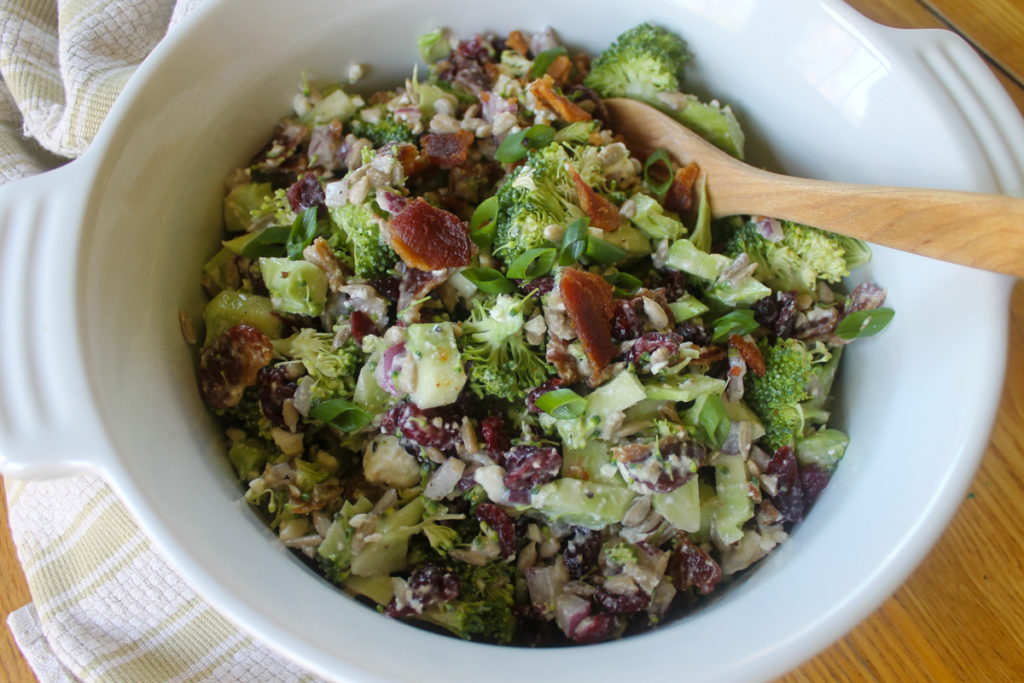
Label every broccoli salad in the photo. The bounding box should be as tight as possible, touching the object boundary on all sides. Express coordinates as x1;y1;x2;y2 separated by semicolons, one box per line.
192;24;894;645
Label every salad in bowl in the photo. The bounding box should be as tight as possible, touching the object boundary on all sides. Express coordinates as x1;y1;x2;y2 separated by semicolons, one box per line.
192;23;892;645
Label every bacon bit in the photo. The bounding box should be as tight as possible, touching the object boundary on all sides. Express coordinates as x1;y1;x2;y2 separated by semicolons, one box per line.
421;129;475;169
393;143;430;177
728;334;766;377
529;75;591;123
546;54;573;85
569;166;619;231
506;30;530;57
389;198;473;270
664;162;701;213
560;268;617;373
572;53;590;83
692;345;726;366
546;337;583;384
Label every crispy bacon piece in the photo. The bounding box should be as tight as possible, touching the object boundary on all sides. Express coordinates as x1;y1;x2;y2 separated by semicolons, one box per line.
559;268;616;374
393;143;430;177
569;166;619;231
664;162;701;214
421;130;475;169
529;75;591;123
728;334;766;377
505;30;530;57
388;198;473;270
546;54;573;85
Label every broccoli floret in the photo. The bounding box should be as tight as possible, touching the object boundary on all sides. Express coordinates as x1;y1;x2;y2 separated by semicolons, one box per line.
584;23;689;103
725;220;863;295
414;561;518;643
459;294;553;401
744;338;819;452
604;541;639;567
250;187;296;228
350;113;417;147
628;192;684;240
586;23;744;158
274;329;363;403
328;202;399;278
215;385;273;441
493;142;596;262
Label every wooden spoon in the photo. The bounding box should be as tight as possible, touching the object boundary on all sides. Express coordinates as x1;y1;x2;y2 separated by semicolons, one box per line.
604;97;1024;278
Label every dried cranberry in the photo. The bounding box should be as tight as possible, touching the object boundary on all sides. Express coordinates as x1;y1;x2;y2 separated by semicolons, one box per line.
563;526;601;579
625;332;684;364
285;172;326;213
381;402;462;451
385;563;461;617
570;614;619;644
675;319;712;346
256;365;298;428
646;269;688;301
516;275;555;297
478;416;509;459
350;310;375;344
594;585;650;614
456;34;493;61
503;445;562;493
525;377;564;414
611;298;644;341
753;291;798;338
670;537;722;595
475;503;517;558
766;445;806;523
370;275;401;303
198;325;274;410
800;463;831;509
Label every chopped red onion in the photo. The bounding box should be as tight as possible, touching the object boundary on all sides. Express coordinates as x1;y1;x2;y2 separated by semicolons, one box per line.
754;215;784;242
376;343;406;396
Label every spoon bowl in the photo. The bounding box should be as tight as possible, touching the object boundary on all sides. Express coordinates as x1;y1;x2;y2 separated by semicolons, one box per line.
605;97;1024;278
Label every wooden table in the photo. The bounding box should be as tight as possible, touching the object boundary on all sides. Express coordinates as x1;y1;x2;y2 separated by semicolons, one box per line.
2;1;1024;680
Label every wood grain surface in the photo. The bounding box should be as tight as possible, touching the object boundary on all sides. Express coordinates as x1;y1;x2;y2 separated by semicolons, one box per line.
2;1;1023;681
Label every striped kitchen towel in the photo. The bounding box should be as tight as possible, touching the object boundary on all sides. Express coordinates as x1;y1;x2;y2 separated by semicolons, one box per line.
1;1;324;681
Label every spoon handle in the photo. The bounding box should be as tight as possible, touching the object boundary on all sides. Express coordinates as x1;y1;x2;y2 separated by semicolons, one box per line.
708;167;1024;278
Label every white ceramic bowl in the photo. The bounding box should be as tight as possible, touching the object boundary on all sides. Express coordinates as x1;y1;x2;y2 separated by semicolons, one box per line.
1;1;1021;680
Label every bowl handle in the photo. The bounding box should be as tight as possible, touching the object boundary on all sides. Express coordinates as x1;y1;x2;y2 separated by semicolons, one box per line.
0;162;112;478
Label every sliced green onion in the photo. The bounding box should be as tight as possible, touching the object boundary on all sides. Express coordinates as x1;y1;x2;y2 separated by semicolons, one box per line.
238;226;289;258
711;309;759;343
310;399;372;432
459;267;517;294
287;207;319;259
667;293;710;323
495;124;555;163
697;393;730;449
534;388;586;420
603;271;643;296
558;218;590;266
469;196;499;248
585;236;627;264
506;247;557;280
643;148;674;199
529;46;568;79
836;307;894;340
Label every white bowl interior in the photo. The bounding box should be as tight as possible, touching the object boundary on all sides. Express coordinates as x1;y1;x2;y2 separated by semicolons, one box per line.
72;0;1016;680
